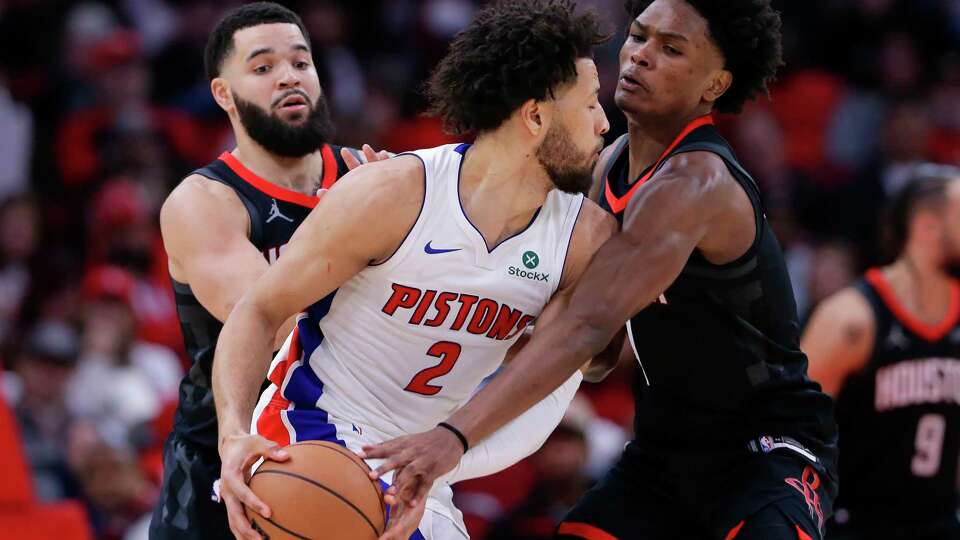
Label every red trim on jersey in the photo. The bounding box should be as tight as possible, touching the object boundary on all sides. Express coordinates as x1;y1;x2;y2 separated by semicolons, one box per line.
795;525;814;540
557;522;618;540
724;520;746;540
256;328;302;447
865;268;960;342
320;144;338;190
603;114;714;214
219;151;321;208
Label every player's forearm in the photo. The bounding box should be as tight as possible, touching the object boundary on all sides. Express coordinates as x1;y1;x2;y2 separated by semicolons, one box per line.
214;299;283;446
442;370;583;484
446;312;610;445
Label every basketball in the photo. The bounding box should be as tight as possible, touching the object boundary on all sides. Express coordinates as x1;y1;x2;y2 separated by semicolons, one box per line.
244;441;386;540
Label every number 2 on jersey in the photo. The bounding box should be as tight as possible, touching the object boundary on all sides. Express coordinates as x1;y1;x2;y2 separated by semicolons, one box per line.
405;341;462;396
911;413;946;477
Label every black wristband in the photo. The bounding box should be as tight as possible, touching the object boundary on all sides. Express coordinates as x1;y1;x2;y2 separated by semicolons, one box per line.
437;422;469;453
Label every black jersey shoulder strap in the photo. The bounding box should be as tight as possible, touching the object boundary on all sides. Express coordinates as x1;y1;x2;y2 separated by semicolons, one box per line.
670;140;761;202
192;160;265;246
600;135;630;184
853;276;890;361
667;138;765;249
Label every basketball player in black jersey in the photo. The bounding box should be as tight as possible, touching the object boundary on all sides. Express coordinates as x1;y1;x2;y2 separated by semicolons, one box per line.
365;1;838;539
803;167;960;540
148;3;380;539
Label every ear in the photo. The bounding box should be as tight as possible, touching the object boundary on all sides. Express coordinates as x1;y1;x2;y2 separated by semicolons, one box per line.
519;98;547;137
703;69;733;105
210;78;233;113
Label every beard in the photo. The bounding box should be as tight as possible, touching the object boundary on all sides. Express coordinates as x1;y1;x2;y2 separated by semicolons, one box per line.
536;121;598;195
233;90;334;158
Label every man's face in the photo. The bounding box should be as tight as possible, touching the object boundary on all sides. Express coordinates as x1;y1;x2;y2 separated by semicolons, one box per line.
939;181;960;278
220;23;333;156
615;0;727;119
537;58;609;194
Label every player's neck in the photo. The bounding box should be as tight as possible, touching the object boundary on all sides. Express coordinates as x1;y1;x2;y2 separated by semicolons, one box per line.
459;135;553;249
886;255;955;325
625;107;711;183
231;135;325;196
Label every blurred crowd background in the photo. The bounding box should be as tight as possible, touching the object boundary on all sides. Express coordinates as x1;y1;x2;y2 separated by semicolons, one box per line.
0;0;958;538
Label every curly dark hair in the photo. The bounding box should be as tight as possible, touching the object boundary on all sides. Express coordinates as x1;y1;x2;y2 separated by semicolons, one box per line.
204;2;310;81
427;0;609;136
624;0;783;113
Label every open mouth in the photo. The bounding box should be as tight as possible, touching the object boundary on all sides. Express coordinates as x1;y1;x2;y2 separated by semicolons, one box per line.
277;94;309;110
619;74;647;93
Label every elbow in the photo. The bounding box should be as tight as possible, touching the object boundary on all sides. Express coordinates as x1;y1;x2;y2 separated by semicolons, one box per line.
571;313;620;361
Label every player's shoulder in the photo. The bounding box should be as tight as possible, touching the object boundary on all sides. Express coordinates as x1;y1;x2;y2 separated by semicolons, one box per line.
160;173;249;241
658;149;731;188
811;285;877;333
321;153;427;217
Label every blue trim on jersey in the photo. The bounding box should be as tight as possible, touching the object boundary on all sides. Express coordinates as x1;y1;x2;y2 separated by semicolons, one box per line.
288;291;427;540
453;143;471;155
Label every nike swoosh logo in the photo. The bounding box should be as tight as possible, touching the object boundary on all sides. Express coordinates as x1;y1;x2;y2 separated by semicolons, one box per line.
424;241;462;255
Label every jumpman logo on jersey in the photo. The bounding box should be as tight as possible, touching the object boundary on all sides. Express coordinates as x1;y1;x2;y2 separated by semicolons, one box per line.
266;199;294;223
950;327;960;344
886;325;909;350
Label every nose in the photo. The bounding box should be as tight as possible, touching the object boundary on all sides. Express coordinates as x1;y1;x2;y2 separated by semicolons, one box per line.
599;108;610;135
630;42;653;69
277;63;302;89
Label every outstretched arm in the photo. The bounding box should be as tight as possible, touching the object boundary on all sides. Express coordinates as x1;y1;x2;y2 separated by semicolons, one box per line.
363;152;755;511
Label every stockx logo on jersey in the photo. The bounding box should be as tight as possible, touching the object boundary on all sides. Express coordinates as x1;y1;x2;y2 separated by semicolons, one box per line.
508;250;549;282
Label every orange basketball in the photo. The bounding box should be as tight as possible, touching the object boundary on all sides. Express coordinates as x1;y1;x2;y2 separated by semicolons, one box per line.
244;441;386;540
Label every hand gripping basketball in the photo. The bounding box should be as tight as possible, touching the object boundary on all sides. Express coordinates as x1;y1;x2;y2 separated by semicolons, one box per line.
219;432;290;540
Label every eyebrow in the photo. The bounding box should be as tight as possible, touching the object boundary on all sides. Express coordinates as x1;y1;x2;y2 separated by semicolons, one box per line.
631;21;689;42
246;43;311;62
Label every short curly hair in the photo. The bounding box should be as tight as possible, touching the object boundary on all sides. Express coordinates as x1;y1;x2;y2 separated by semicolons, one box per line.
624;0;783;113
427;0;609;136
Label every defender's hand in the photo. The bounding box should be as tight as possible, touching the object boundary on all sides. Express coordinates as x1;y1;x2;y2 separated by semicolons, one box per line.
379;495;427;540
360;427;464;508
219;433;290;540
342;144;394;171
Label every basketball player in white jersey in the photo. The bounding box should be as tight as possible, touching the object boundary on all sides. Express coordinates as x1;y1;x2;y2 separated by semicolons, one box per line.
213;1;616;539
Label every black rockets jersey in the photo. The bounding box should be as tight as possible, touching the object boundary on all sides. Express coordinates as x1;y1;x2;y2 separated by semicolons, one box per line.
598;116;838;468
834;270;960;531
171;144;351;450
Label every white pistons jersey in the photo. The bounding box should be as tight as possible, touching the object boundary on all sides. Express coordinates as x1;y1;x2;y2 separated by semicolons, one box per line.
256;142;583;440
252;143;582;536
